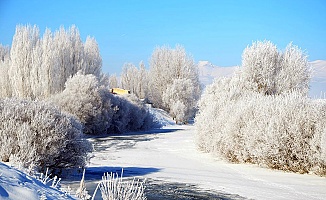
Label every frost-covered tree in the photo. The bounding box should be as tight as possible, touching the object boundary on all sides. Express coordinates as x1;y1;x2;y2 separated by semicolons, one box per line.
241;40;310;95
108;74;119;88
120;61;149;99
51;73;156;135
0;24;102;99
83;36;102;77
0;98;91;172
0;44;11;97
149;45;201;120
121;63;138;93
195;41;326;175
9;25;40;98
51;25;86;94
162;78;197;123
51;73;114;135
137;61;149;99
277;43;310;95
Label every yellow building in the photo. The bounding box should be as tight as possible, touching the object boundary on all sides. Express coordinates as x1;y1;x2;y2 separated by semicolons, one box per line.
109;88;131;95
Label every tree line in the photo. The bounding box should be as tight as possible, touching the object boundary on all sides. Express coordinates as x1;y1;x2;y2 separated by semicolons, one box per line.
0;24;201;173
111;45;201;123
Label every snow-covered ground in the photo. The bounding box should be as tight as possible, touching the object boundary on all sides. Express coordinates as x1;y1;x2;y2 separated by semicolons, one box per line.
2;109;326;199
0;162;75;200
86;125;326;200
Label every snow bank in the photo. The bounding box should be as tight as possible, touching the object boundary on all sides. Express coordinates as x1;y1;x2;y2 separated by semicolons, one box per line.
147;106;175;127
0;162;75;200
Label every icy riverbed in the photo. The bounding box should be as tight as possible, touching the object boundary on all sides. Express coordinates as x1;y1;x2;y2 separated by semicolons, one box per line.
63;125;326;200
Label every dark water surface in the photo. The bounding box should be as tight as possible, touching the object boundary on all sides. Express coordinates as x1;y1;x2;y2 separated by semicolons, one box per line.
144;179;248;200
62;176;248;200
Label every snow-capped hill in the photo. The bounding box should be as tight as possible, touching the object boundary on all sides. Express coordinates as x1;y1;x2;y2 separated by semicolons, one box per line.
311;60;326;80
197;61;237;86
198;61;216;77
310;60;326;97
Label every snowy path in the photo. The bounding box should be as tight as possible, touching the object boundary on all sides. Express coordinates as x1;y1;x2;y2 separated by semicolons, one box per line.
86;125;326;200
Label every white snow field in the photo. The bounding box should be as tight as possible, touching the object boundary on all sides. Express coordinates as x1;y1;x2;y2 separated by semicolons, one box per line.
0;162;75;200
87;125;326;200
1;108;326;199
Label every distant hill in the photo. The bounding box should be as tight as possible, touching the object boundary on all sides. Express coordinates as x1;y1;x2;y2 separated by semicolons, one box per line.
197;61;238;86
310;60;326;98
197;60;326;98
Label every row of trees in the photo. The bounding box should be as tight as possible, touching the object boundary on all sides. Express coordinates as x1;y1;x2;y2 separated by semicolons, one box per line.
195;41;326;175
113;45;201;123
50;73;155;135
0;25;157;173
0;24;201;172
0;25;102;99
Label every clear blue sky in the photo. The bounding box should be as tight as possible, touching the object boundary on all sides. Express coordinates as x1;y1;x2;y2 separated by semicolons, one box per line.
0;0;325;74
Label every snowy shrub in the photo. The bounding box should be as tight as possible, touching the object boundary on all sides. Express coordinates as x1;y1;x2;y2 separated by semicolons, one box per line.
0;98;91;172
51;73;114;135
110;94;156;133
170;100;186;124
76;169;91;200
92;170;146;200
52;73;156;135
196;86;326;175
195;40;326;175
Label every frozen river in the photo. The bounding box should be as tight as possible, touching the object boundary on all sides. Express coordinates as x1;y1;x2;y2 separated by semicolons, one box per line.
63;125;326;200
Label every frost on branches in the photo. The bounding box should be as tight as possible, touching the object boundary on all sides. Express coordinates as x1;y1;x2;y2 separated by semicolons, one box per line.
0;24;159;176
162;78;197;123
0;98;91;173
121;61;149;100
195;40;326;175
51;73;156;135
0;25;102;99
148;45;201;123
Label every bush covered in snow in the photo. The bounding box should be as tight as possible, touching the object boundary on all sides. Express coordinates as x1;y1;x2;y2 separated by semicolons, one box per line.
92;170;146;200
52;73;156;135
0;98;91;172
51;73;114;135
195;41;326;175
110;94;156;133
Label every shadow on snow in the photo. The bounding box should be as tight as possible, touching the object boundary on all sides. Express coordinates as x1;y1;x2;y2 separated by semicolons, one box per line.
89;128;182;151
84;166;160;180
90;127;183;139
